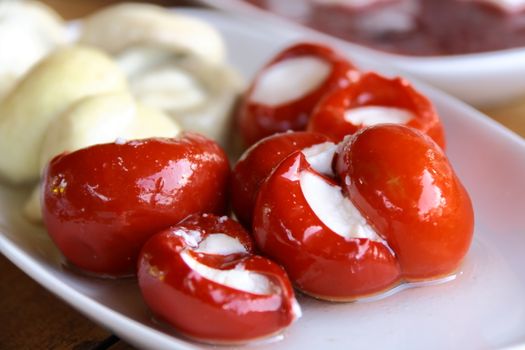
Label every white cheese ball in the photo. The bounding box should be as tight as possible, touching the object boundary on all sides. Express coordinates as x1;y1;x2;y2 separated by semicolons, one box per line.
79;2;225;64
0;0;67;100
117;45;243;147
40;91;181;169
0;46;128;184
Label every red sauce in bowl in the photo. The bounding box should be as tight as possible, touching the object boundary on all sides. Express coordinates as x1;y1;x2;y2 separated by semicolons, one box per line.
245;0;525;56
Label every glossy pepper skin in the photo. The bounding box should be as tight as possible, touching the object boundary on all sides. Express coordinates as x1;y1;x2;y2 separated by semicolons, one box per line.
42;133;230;276
308;72;446;149
231;131;330;228
253;124;473;300
252;151;401;301
138;214;300;344
336;124;473;280
238;42;359;147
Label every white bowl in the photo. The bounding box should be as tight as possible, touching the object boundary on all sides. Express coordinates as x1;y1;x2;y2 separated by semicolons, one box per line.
196;0;525;108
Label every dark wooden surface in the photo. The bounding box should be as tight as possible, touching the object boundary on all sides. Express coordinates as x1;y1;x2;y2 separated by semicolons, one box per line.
0;254;122;349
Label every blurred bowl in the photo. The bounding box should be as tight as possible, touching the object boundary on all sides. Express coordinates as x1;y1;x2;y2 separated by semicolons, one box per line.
196;0;525;108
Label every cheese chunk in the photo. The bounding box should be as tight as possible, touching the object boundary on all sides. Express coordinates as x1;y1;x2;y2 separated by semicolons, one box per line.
302;142;337;176
79;3;225;64
39;92;180;170
0;46;127;184
0;1;67;100
251;56;331;107
300;171;382;241
344;106;414;126
117;45;242;146
182;234;273;295
194;233;247;255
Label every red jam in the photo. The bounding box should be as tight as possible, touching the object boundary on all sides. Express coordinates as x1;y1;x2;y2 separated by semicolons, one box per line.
245;0;525;56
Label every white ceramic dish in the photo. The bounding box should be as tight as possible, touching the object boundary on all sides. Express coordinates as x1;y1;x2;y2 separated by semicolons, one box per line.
196;0;525;108
2;8;525;350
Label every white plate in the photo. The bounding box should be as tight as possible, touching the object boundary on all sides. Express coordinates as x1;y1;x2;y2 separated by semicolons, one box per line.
2;8;525;350
197;0;525;108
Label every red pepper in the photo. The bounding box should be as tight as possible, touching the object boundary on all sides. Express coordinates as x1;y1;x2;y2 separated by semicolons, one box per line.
253;124;473;300
42;133;230;276
231;131;330;228
336;124;473;279
308;72;446;149
238;42;359;147
138;214;300;343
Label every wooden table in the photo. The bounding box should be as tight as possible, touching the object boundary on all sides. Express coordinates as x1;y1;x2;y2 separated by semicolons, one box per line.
1;1;525;349
0;254;122;349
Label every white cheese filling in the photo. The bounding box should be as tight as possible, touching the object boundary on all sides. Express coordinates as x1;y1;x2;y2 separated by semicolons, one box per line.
344;106;414;127
302;142;337;176
250;56;331;107
300;171;382;241
193;233;247;255
182;233;274;295
182;253;274;295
